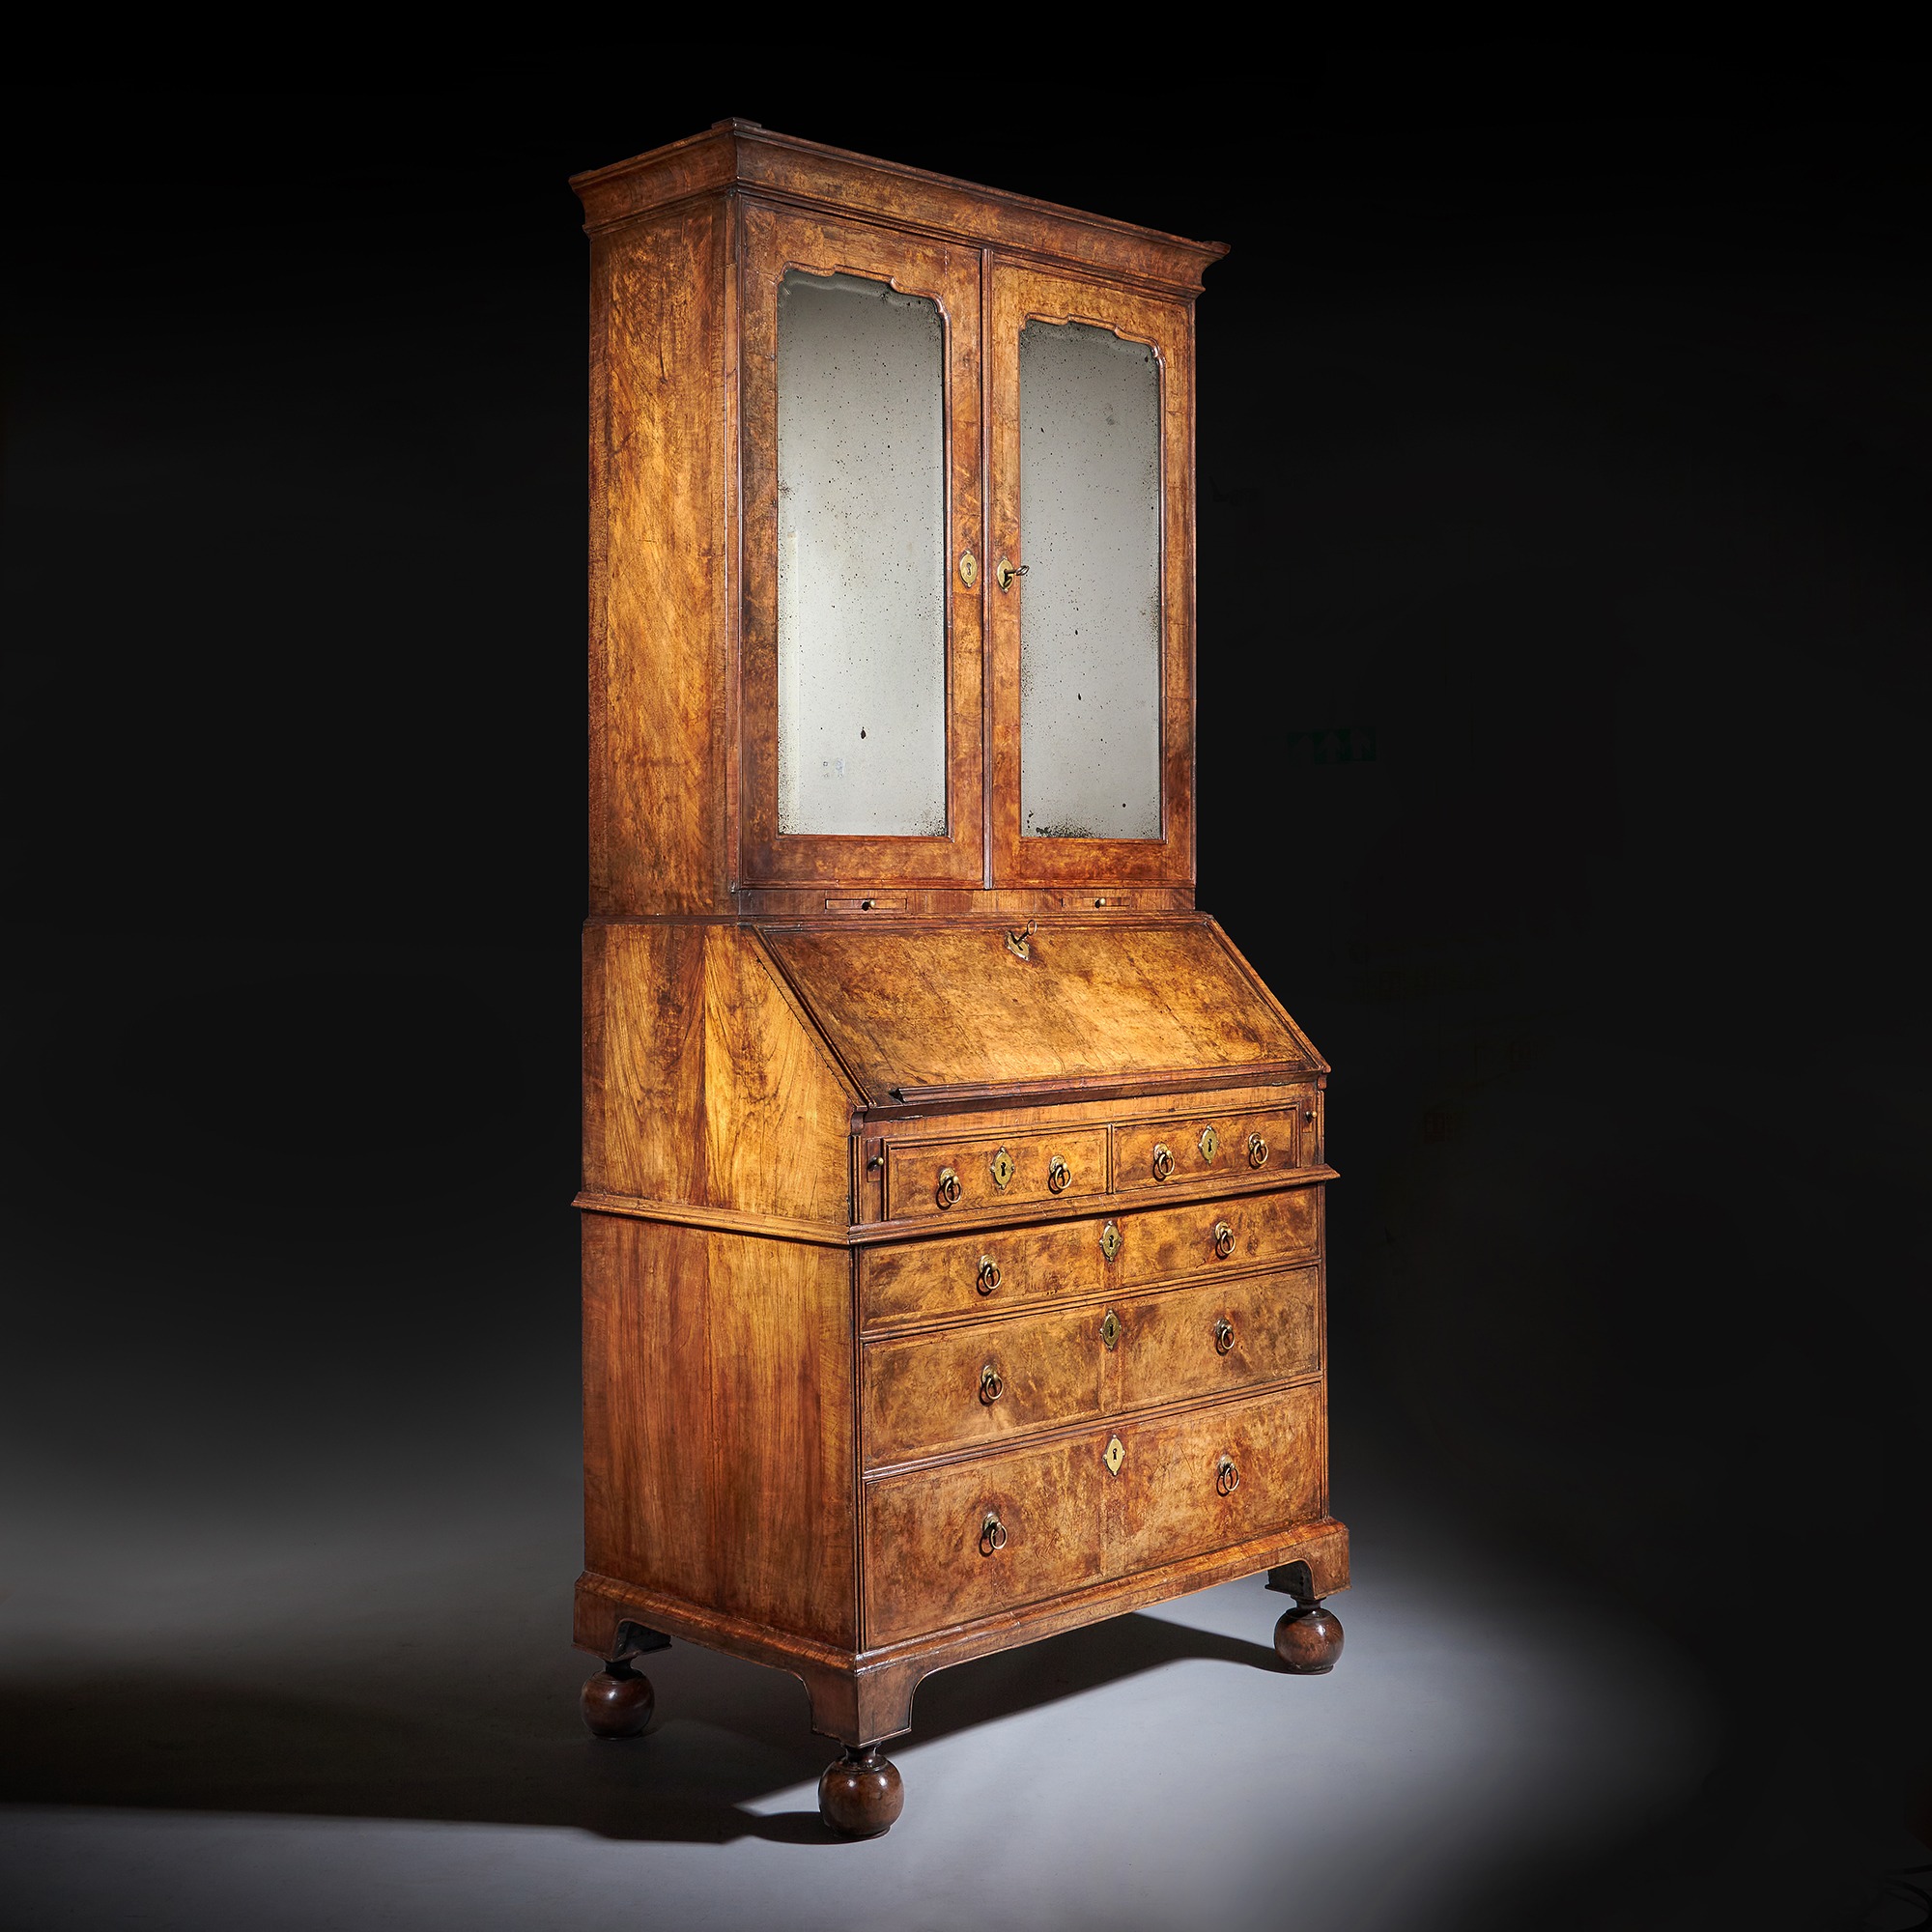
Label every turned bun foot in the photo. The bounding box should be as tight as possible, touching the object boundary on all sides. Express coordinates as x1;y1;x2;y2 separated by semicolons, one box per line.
581;1664;655;1738
1274;1599;1345;1674
818;1746;904;1837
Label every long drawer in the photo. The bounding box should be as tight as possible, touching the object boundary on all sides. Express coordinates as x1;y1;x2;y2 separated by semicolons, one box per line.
859;1184;1321;1331
863;1265;1322;1467
863;1383;1327;1646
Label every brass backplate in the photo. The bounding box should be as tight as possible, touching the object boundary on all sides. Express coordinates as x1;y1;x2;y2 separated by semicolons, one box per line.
1104;1435;1125;1476
989;1147;1015;1191
1099;1221;1122;1262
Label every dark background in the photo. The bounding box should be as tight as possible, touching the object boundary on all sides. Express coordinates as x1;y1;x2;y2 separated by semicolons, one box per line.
4;53;1926;1925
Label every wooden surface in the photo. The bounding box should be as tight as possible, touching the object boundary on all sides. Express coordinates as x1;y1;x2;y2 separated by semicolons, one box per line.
582;1213;858;1648
860;1217;1104;1328
587;204;735;917
884;1123;1107;1223
1110;1102;1304;1194
1114;1185;1321;1285
571;120;1229;298
758;919;1316;1103
1109;1384;1326;1577
864;1434;1108;1646
863;1265;1322;1466
583;921;858;1226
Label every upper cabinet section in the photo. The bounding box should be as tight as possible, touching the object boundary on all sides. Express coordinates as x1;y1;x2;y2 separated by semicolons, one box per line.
576;123;1225;916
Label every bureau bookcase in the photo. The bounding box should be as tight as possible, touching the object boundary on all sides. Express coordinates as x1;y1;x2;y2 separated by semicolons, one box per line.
570;120;1349;1835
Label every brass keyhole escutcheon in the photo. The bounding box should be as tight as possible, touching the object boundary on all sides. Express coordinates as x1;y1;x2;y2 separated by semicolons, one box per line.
1099;1221;1122;1263
979;1509;1009;1555
1103;1435;1125;1476
1046;1154;1070;1195
979;1362;1005;1405
1199;1124;1219;1164
996;557;1028;591
989;1147;1015;1192
1216;1455;1241;1497
1213;1221;1236;1260
958;550;978;587
1151;1143;1175;1181
977;1254;1002;1294
1005;918;1038;961
1214;1318;1236;1356
1100;1308;1120;1350
1247;1132;1269;1169
936;1167;961;1208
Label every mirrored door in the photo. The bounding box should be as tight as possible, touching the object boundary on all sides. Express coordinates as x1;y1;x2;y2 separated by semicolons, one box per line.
739;207;983;885
987;265;1194;887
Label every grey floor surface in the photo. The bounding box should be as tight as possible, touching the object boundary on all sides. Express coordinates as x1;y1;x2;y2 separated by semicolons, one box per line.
0;1431;1791;1932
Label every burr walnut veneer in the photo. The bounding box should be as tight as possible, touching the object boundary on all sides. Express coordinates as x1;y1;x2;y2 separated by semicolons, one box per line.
571;121;1349;1836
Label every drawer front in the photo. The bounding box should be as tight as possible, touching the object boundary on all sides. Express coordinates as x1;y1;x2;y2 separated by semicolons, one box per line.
1112;1383;1326;1578
886;1126;1108;1224
865;1435;1106;1646
1112;1104;1303;1194
860;1219;1105;1329
865;1303;1110;1467
1113;1265;1321;1413
1115;1186;1320;1285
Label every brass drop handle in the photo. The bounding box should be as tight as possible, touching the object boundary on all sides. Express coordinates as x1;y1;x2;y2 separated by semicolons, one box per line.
936;1167;961;1208
1214;1318;1236;1355
1151;1144;1175;1181
996;558;1028;591
1046;1154;1071;1195
1216;1455;1241;1496
977;1254;1002;1294
980;1362;1005;1405
1247;1132;1269;1169
1213;1221;1236;1260
980;1509;1009;1555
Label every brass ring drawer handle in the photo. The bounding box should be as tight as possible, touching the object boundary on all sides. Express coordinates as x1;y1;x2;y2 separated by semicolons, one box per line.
977;1255;1002;1294
979;1362;1005;1405
1046;1155;1071;1195
1216;1455;1241;1497
936;1167;961;1208
1151;1144;1175;1181
1214;1318;1236;1355
1213;1221;1236;1260
980;1509;1009;1555
1247;1132;1269;1169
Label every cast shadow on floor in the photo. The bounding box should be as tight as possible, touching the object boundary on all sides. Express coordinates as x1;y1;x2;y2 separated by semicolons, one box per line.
0;1603;1293;1846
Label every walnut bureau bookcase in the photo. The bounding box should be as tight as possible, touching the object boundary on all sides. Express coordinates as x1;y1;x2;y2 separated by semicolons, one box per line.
570;119;1349;1836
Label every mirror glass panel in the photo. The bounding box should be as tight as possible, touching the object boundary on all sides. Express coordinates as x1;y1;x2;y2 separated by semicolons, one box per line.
777;269;947;838
1018;318;1161;839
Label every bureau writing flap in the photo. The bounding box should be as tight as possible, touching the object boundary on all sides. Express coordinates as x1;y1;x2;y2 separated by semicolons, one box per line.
755;918;1321;1105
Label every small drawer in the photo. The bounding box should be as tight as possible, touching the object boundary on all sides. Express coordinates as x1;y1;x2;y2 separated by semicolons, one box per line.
1115;1187;1320;1286
1110;1383;1326;1578
865;1434;1106;1646
885;1126;1107;1224
864;1303;1110;1467
861;1219;1105;1330
1112;1103;1303;1194
1112;1265;1321;1413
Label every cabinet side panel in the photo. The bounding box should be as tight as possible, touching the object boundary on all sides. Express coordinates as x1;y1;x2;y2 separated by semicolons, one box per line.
708;1235;858;1647
589;923;854;1225
582;1213;719;1608
591;201;733;914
